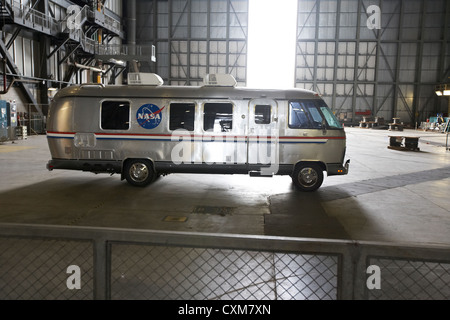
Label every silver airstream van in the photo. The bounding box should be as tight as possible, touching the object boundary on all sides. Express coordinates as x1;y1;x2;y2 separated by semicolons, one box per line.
46;73;349;191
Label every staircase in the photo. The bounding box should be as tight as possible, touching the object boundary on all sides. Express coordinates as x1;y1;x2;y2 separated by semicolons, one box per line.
0;1;13;26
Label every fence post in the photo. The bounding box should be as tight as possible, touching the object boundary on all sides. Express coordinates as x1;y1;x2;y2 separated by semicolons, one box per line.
339;242;360;300
93;236;108;300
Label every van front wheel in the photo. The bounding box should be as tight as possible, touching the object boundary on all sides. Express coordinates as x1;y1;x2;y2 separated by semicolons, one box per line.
124;159;155;187
292;163;324;192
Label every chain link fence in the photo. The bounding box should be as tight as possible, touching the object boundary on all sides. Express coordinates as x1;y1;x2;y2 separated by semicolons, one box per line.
110;245;338;300
367;258;450;300
0;237;93;300
0;223;449;300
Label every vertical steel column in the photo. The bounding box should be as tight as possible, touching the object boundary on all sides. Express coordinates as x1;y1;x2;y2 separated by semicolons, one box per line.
448;96;450;117
351;0;362;122
392;0;403;120
37;0;50;106
187;0;191;84
245;0;249;85
207;0;211;75
331;1;341;111
313;0;319;92
373;0;382;118
93;238;108;300
411;0;426;125
436;0;449;116
168;0;172;84
152;0;158;74
127;0;137;63
226;0;230;75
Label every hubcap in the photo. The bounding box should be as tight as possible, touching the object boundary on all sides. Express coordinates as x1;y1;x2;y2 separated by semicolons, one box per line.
298;167;318;187
129;163;149;182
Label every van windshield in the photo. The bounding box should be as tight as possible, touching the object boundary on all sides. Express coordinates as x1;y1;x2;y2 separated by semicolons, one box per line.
289;100;341;129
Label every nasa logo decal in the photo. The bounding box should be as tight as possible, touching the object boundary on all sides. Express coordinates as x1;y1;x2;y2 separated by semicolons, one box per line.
136;104;165;129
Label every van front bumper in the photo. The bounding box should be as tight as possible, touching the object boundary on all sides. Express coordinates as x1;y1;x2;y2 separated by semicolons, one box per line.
327;159;350;176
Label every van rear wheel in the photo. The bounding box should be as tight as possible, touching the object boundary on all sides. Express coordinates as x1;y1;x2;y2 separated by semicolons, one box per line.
124;159;155;187
292;163;323;192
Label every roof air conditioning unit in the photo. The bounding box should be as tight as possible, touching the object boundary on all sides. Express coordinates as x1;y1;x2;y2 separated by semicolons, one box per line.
203;74;237;87
128;73;164;86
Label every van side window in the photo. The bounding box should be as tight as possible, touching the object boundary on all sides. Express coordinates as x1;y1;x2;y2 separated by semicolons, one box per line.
289;101;323;129
101;101;130;130
318;101;342;128
255;105;271;124
308;106;324;124
203;103;233;132
170;103;195;131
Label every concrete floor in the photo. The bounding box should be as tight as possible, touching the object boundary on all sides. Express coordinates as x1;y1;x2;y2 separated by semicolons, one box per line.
0;127;449;246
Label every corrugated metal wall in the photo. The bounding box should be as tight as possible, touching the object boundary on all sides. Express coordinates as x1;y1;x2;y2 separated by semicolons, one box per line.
295;0;450;124
136;0;248;86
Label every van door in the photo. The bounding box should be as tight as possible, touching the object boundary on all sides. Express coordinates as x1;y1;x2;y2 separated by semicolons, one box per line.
248;99;279;175
202;101;243;165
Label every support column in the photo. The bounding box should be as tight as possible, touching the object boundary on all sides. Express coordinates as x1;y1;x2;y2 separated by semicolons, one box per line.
127;0;136;57
125;0;137;77
448;97;450;117
37;0;51;112
38;34;51;110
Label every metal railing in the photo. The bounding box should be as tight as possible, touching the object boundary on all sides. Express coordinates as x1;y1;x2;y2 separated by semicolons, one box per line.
2;1;140;62
3;1;122;39
6;1;59;34
0;223;449;300
94;44;154;57
104;13;122;36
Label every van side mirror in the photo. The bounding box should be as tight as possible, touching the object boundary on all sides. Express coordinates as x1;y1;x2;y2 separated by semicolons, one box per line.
322;119;327;134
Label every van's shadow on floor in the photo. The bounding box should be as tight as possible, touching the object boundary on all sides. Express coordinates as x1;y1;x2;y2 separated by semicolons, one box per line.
1;174;357;240
5;166;449;240
265;186;355;240
266;165;450;240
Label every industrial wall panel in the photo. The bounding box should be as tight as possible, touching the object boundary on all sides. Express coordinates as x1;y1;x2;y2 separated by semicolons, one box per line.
295;0;450;124
380;0;400;41
377;43;397;83
137;0;248;85
297;0;317;39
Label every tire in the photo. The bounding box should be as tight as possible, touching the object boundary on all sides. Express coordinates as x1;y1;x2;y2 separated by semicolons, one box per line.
292;163;324;192
124;159;155;187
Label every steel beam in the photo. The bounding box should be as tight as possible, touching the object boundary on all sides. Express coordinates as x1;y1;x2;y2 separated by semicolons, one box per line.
392;0;403;120
331;1;341;111
411;0;426;125
0;37;41;116
351;0;362;122
5;26;21;49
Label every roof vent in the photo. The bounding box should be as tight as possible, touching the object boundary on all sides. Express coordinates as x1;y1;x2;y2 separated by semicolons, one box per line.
128;73;164;86
203;73;237;87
